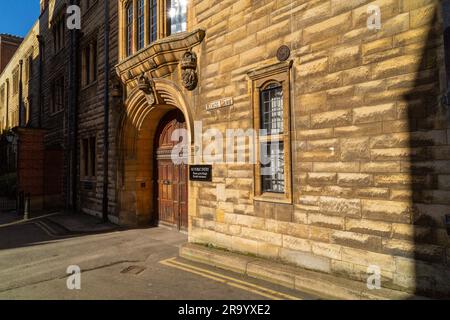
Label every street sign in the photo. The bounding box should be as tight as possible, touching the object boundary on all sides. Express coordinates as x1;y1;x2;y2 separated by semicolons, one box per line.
189;165;212;182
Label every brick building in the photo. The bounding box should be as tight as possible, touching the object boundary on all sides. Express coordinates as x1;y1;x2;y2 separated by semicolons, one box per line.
0;34;22;75
0;0;449;298
112;0;450;297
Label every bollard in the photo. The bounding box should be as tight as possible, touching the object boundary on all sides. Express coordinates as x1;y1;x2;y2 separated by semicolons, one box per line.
17;191;24;217
24;193;30;220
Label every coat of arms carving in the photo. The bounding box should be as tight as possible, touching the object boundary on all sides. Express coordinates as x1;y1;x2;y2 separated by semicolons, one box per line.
181;51;198;91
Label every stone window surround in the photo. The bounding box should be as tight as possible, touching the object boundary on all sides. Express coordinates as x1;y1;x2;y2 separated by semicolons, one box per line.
81;34;99;89
25;53;34;84
51;13;66;55
50;75;65;115
80;133;98;182
12;68;19;96
248;60;293;205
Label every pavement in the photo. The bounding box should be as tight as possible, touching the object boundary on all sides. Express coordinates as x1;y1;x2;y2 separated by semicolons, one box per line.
0;212;316;300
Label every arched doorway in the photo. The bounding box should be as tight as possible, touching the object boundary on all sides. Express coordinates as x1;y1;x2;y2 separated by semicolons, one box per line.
117;78;194;228
155;110;188;230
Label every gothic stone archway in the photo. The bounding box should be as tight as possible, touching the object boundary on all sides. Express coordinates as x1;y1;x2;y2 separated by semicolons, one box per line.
117;78;194;227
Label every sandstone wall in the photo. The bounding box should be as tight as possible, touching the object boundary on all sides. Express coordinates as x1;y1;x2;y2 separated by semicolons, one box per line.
188;0;450;297
0;23;39;131
77;0;119;219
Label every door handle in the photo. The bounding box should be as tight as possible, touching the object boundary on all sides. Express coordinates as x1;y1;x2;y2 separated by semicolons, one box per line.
163;180;172;185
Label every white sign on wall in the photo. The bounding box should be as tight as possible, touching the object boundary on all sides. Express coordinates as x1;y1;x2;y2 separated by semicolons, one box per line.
206;97;234;111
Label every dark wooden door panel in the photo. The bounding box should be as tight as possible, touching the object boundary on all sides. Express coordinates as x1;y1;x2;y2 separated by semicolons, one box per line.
156;110;188;230
179;164;188;230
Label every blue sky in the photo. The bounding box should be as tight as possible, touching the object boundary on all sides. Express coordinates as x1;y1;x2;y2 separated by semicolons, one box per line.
0;0;40;37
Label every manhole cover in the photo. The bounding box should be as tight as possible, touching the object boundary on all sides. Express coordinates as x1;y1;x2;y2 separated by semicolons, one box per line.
121;266;146;275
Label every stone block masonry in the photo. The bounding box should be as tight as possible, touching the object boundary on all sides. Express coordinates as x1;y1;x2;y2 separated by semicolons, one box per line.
188;0;450;298
2;0;448;299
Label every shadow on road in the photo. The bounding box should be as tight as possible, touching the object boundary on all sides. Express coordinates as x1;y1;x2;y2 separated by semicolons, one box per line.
0;211;128;251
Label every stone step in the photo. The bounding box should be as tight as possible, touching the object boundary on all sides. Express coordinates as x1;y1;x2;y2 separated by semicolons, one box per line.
179;243;427;300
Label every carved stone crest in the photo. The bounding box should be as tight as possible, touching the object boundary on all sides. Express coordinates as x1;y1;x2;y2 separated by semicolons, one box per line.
181;51;198;91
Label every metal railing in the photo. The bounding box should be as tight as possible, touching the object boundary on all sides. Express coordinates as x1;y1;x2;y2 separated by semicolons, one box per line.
0;197;16;212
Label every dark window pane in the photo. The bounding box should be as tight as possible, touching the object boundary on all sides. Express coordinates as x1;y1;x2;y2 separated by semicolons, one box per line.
126;3;133;56
92;42;97;81
85;47;90;84
89;137;96;177
149;0;158;43
444;27;450;86
137;0;145;50
83;139;89;177
260;84;283;135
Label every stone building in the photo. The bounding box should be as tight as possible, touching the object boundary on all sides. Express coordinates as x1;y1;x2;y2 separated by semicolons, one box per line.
0;22;44;209
0;0;449;298
111;0;450;297
7;0;120;212
0;25;38;132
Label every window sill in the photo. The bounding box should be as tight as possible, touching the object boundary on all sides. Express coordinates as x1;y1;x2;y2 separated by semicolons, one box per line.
254;193;292;205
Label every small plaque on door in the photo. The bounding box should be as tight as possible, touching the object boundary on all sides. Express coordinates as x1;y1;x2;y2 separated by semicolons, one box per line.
189;165;212;182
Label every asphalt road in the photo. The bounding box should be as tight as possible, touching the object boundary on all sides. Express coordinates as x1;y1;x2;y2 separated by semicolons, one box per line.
0;215;314;300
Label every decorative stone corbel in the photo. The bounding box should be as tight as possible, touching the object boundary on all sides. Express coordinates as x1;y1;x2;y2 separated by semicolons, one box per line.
180;50;198;91
137;73;157;106
111;71;122;99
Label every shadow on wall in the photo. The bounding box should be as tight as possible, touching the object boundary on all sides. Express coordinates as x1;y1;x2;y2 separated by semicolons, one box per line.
403;5;450;298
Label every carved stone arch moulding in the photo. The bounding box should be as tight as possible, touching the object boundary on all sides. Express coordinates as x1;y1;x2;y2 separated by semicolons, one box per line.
121;78;195;143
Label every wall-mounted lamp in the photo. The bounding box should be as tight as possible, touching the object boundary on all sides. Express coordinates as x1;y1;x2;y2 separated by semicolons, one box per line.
5;131;15;144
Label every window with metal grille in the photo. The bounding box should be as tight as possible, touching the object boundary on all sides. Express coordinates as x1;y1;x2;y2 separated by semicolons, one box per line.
260;84;284;135
137;0;145;50
259;81;286;194
126;3;134;56
261;142;285;193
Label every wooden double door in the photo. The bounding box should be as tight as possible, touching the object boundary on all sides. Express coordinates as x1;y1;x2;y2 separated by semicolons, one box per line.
156;110;188;230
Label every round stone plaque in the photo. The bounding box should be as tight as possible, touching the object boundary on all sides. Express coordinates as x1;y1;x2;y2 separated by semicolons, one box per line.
277;45;291;62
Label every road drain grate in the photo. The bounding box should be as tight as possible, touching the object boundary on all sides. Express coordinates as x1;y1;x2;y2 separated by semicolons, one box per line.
121;266;146;275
